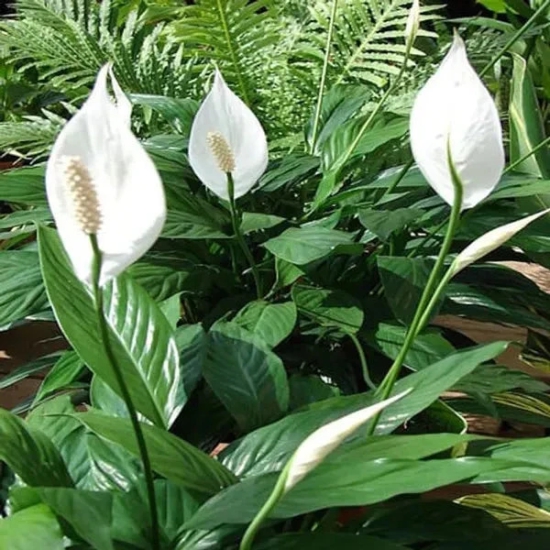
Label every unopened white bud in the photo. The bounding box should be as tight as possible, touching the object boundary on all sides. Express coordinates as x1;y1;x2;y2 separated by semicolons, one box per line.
405;0;420;49
207;131;235;173
60;155;102;234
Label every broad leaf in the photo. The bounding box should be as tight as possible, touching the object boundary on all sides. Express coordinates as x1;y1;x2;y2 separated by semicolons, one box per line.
256;534;408;550
38;226;184;428
0;407;72;487
292;285;364;333
34;351;84;404
0;165;47;206
0;251;49;328
264;226;352;265
233;301;297;347
0;504;63;550
203;322;289;431
73;411;238;495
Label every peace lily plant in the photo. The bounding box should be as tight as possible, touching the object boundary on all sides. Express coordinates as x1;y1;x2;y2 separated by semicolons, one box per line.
7;0;546;546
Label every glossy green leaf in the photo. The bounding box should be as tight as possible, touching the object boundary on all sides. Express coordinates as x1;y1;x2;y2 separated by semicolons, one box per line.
203;322;289;431
233;300;297;347
0;504;63;550
378;256;433;325
38;226;184;428
73;411;238;495
27;397;139;492
220;342;507;477
0;407;72;487
359;208;424;241
163;210;230;240
240;213;285;234
260;154;320;193
37;488;114;550
175;323;207;396
264;226;352;265
289;374;339;410
33;351;84;405
509;53;550;178
0;352;60;390
0;251;49;327
292;285;364;333
0;165;47;206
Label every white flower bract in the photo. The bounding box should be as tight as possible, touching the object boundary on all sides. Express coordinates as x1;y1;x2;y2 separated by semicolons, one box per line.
46;64;166;286
409;33;505;210
405;0;420;49
188;70;268;200
450;209;550;276
284;390;410;491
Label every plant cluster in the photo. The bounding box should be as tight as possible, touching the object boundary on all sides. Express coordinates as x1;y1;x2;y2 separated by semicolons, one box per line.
1;0;550;549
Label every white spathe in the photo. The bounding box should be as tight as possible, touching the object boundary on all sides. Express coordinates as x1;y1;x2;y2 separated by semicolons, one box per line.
188;70;268;200
284;390;410;491
46;64;166;286
409;33;505;210
450;209;550;276
405;0;420;49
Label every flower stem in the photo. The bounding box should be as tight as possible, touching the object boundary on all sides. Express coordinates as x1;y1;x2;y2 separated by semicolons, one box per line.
366;145;464;435
309;0;339;153
348;332;375;390
239;467;288;550
227;173;262;299
480;0;550;77
89;235;160;550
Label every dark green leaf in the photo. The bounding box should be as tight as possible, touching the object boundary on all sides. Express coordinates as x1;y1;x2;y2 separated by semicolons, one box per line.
292;285;364;333
73;411;238;495
233;301;297;347
264;226;352;265
256;534;407;550
240;213;285;234
0;251;49;328
203;322;289;431
131;95;198;135
260;155;320;192
359;208;424;241
34;351;84;404
38;226;184;428
0;165;47;206
175;323;207;397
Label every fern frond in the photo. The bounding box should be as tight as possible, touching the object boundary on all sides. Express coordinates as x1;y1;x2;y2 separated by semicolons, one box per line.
168;0;279;105
0;112;63;159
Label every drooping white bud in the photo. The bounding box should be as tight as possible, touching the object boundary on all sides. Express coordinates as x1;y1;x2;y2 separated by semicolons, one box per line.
207;131;236;173
450;209;550;277
59;155;102;235
405;0;420;49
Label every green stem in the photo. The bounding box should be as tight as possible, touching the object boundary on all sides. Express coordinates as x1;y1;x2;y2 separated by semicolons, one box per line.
239;467;288;550
348;332;375;390
367;145;464;434
480;0;550;77
503;135;550;174
336;43;413;171
309;0;339;153
227;173;262;299
89;235;160;550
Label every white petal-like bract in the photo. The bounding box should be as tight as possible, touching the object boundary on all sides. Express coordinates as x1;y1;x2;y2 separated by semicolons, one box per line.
188;70;268;200
46;65;166;286
450;209;550;276
410;33;505;210
284;390;410;491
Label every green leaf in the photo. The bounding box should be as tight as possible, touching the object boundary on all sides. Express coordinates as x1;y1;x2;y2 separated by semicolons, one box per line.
233;301;297;347
0;407;72;487
163;210;230;240
0;165;47;206
509;53;550;179
264;226;352;265
256;534;408;550
131;95;198;135
477;0;506;13
0;251;49;328
175;323;207;397
203;322;289;431
289;374;339;410
37;488;114;550
0;352;60;390
359;208;424;241
240;213;286;234
38;226;184;428
0;207;51;230
0;504;63;550
292;285;364;333
378;256;433;325
274;258;305;290
73;411;238;495
33;351;84;405
260;155;320;193
220;342;508;477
